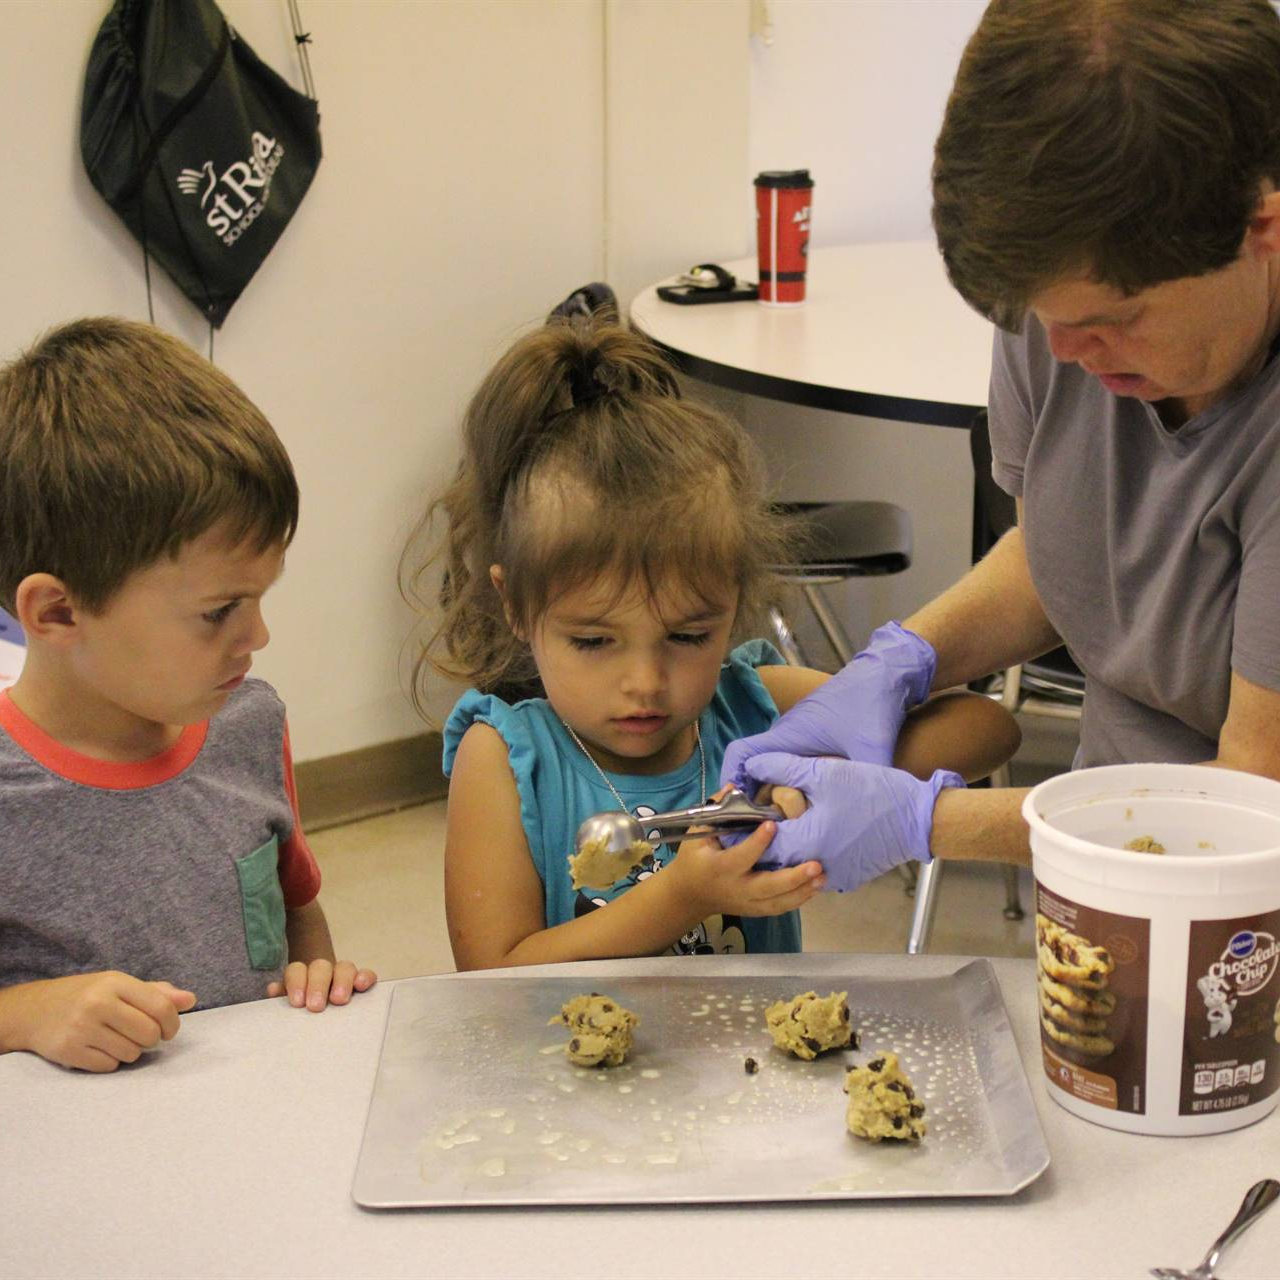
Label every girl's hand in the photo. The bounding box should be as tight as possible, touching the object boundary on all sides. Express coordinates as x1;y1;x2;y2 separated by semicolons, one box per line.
668;816;825;920
752;782;807;821
267;959;378;1011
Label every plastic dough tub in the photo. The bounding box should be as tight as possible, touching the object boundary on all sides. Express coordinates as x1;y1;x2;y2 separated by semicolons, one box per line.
1024;763;1280;1136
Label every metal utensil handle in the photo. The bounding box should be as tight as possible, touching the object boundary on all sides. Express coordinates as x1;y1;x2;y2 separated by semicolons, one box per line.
1202;1178;1280;1274
643;807;783;840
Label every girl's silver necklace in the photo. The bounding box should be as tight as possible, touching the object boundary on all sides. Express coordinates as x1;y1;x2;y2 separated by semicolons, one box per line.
561;719;706;814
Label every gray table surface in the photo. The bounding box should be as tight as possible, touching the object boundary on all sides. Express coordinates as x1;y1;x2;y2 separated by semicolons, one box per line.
2;953;1276;1280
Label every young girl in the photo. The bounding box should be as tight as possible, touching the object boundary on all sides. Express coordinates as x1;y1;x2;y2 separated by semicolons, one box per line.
407;320;1020;971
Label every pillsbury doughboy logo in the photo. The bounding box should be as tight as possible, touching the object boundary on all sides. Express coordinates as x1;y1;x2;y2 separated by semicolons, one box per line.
176;131;285;247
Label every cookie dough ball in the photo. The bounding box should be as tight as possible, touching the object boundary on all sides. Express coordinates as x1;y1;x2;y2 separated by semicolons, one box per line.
1122;835;1166;854
765;990;855;1060
844;1051;927;1142
550;993;638;1067
568;837;652;891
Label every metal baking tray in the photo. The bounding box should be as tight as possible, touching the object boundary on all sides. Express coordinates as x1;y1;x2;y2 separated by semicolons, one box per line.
352;954;1049;1208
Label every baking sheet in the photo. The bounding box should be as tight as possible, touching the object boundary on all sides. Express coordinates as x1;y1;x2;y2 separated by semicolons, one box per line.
352;954;1049;1208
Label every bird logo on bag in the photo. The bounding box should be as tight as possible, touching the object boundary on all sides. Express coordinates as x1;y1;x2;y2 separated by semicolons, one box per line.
174;132;285;246
177;161;217;205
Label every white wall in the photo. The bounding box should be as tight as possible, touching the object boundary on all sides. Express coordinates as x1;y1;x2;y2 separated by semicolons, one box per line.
0;0;607;758
604;0;750;310
750;0;986;246
0;0;754;761
3;0;1000;756
743;0;992;643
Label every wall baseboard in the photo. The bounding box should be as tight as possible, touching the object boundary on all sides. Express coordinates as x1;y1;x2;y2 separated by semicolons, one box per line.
294;732;447;833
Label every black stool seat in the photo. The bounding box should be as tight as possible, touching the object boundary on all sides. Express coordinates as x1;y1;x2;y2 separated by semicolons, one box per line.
773;501;912;579
767;500;913;669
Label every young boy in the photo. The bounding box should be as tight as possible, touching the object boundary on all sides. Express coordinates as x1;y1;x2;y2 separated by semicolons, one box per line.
0;317;375;1072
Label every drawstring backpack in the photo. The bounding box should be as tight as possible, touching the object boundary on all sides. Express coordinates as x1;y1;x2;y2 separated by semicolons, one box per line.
80;0;321;337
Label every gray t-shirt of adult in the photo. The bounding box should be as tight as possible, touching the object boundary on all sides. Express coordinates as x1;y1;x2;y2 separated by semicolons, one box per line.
988;317;1280;767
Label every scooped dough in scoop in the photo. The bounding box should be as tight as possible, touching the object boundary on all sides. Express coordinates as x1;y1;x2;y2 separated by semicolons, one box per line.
568;837;653;890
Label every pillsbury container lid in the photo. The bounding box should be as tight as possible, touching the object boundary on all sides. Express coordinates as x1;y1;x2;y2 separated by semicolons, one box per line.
754;169;813;189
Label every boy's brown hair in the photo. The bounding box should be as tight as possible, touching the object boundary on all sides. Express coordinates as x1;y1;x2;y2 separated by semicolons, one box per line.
402;319;799;707
933;0;1280;330
0;317;298;612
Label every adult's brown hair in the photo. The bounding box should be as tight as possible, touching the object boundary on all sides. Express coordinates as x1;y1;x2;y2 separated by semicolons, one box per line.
933;0;1280;330
0;317;298;612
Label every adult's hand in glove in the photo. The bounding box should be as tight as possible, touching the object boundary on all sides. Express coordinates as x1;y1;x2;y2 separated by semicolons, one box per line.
720;622;937;790
742;753;964;893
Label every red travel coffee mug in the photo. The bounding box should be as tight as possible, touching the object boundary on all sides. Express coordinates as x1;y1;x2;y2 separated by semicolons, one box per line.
755;169;813;306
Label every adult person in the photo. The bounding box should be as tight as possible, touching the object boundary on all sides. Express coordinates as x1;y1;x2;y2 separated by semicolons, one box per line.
722;0;1280;890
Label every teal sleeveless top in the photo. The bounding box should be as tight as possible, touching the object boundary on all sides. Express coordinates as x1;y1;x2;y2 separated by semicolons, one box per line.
443;639;801;955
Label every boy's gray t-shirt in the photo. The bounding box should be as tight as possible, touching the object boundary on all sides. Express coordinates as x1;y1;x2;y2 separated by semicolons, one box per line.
0;677;320;1008
988;318;1280;767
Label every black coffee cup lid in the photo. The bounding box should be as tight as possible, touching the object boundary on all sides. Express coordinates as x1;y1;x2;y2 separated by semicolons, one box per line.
754;169;814;189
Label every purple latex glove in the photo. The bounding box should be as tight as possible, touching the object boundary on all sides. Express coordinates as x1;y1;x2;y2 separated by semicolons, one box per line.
742;753;964;892
720;622;937;790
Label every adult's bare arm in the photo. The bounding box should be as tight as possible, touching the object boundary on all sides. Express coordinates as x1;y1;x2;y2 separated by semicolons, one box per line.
904;514;1062;693
928;669;1280;870
1208;670;1280;780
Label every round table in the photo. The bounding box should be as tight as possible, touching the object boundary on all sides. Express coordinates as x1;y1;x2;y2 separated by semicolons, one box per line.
629;242;994;429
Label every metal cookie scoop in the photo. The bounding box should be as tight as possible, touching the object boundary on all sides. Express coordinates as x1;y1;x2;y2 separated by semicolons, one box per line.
1150;1178;1280;1280
573;787;784;857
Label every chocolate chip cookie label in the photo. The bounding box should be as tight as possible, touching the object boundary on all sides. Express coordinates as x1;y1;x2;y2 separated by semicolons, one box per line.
1179;911;1280;1116
1035;885;1150;1114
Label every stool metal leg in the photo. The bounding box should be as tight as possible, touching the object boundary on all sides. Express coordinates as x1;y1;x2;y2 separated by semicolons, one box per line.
800;583;856;668
989;760;1024;921
1001;864;1025;921
906;858;940;953
768;606;806;668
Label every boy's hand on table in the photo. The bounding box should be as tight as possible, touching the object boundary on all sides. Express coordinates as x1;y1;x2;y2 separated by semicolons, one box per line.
2;972;195;1072
267;959;377;1011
